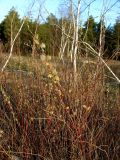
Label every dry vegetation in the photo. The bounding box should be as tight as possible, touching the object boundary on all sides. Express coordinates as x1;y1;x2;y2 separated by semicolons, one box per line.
0;54;120;160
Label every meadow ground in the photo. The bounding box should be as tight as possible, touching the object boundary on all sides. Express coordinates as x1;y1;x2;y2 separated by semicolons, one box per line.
0;54;120;160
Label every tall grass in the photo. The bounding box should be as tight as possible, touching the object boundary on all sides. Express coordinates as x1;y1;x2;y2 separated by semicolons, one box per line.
0;54;120;160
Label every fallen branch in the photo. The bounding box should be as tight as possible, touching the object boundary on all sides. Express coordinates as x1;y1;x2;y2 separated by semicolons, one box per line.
82;41;120;84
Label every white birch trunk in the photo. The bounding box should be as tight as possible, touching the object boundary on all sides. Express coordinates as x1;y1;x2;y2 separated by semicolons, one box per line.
73;0;81;77
70;0;76;62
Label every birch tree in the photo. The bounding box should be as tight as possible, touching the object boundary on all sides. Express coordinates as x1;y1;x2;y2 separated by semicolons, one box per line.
59;17;72;62
59;0;81;79
68;0;81;79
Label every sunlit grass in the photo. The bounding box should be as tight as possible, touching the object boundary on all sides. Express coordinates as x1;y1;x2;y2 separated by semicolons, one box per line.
0;54;120;160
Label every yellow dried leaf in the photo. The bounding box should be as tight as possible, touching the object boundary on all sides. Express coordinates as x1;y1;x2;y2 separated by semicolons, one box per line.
48;74;53;78
54;75;59;81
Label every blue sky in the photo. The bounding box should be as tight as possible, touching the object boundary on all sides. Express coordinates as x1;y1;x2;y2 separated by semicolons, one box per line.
0;0;61;21
83;0;120;26
0;0;119;25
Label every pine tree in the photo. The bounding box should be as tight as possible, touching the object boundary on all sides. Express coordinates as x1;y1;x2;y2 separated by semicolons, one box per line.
46;13;60;56
20;18;35;55
1;7;21;53
104;26;114;58
83;16;97;48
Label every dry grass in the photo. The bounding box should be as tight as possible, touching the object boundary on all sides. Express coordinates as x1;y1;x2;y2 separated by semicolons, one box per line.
0;54;120;160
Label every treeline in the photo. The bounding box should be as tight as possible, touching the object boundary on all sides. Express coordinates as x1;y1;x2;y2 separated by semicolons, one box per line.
0;8;60;56
0;8;120;59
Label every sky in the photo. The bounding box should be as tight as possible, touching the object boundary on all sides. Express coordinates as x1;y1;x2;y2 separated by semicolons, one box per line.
0;0;119;26
0;0;61;21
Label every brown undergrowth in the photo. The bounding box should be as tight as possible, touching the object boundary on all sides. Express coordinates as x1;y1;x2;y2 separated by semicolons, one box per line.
0;55;120;160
